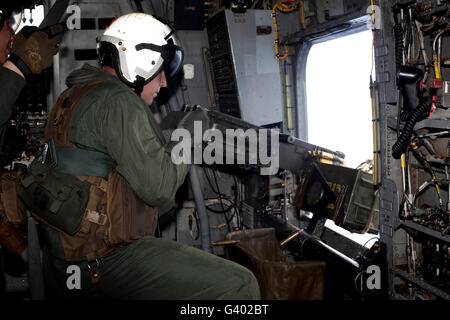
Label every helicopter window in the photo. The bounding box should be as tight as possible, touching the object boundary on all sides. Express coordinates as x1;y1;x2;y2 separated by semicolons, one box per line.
16;5;45;33
304;29;379;247
306;29;374;169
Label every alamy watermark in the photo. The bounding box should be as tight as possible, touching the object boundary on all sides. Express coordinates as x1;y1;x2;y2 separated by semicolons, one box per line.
170;121;280;175
66;5;81;30
66;265;81;290
355;264;382;294
66;4;382;31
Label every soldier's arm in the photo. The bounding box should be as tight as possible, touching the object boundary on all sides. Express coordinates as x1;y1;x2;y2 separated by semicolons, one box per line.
0;64;26;129
102;92;191;207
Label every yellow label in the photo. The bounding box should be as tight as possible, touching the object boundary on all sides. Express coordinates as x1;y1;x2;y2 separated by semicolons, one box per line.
327;182;342;192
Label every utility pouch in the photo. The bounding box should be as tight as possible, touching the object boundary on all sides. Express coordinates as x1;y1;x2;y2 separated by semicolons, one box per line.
18;161;91;235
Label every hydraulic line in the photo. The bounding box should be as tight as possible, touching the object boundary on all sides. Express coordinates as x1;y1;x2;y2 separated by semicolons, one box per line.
401;153;410;215
411;178;447;207
432;30;444;79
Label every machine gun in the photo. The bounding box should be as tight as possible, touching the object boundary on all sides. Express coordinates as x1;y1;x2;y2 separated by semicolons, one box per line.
203;109;384;299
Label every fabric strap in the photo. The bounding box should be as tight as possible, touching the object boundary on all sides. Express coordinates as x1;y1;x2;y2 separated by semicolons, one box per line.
53;147;116;178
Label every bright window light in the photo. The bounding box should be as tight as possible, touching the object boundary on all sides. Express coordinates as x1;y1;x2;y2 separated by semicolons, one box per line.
16;6;45;33
306;30;379;246
324;219;378;248
306;30;374;168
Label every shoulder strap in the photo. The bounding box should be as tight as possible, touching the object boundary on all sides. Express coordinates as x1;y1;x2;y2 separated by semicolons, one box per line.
45;79;116;178
45;79;108;148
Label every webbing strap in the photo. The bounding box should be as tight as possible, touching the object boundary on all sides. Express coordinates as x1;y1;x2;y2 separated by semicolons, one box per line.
54;147;116;178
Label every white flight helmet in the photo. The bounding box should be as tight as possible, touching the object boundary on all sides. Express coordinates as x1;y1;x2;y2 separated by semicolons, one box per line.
97;13;183;93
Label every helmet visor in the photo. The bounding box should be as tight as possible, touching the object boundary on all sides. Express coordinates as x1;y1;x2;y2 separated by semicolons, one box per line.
162;44;184;79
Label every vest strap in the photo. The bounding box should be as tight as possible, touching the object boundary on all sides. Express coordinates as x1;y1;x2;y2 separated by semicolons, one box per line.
54;147;116;178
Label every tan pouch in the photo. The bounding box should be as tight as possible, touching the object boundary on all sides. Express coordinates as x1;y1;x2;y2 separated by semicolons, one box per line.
1;170;26;226
0;215;27;255
105;170;158;246
59;178;110;261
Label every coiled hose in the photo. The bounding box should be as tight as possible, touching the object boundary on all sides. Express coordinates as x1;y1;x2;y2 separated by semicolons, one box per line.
392;97;432;159
394;23;404;75
394;22;407;122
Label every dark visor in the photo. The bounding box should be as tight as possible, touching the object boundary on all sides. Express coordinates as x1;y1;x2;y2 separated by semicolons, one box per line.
135;39;184;79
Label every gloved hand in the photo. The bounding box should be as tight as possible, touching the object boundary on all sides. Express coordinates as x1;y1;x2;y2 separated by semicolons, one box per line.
159;111;188;131
10;26;63;76
177;106;212;138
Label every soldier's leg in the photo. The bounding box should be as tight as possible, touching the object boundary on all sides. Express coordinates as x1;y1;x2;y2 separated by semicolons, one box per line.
99;236;261;300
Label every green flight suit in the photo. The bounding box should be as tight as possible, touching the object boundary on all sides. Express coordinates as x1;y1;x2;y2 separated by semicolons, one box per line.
41;64;260;300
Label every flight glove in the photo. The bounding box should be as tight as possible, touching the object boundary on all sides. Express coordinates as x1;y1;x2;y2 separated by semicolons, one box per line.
9;26;63;76
177;106;212;138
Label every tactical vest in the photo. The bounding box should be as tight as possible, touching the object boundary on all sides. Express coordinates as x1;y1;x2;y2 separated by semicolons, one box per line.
41;79;158;262
0;169;27;255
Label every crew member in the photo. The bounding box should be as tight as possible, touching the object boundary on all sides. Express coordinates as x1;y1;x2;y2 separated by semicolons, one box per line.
31;13;260;300
0;3;62;131
0;2;61;296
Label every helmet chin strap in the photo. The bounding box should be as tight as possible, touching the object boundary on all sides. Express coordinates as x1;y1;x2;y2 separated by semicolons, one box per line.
133;76;146;96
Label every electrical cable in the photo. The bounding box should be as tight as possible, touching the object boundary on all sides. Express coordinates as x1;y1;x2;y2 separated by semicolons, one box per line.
415;20;430;83
405;13;421;64
272;0;299;60
203;167;227;197
393;8;408;205
411;148;444;206
206;202;233;213
412;179;434;206
437;35;442;74
299;0;305;27
362;236;379;249
203;167;241;229
432;30;444;79
232;175;242;229
189;209;200;241
393;19;404;75
212;169;232;232
354;270;366;295
193;209;199;240
392;97;433;159
396;91;403;138
402;9;414;64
